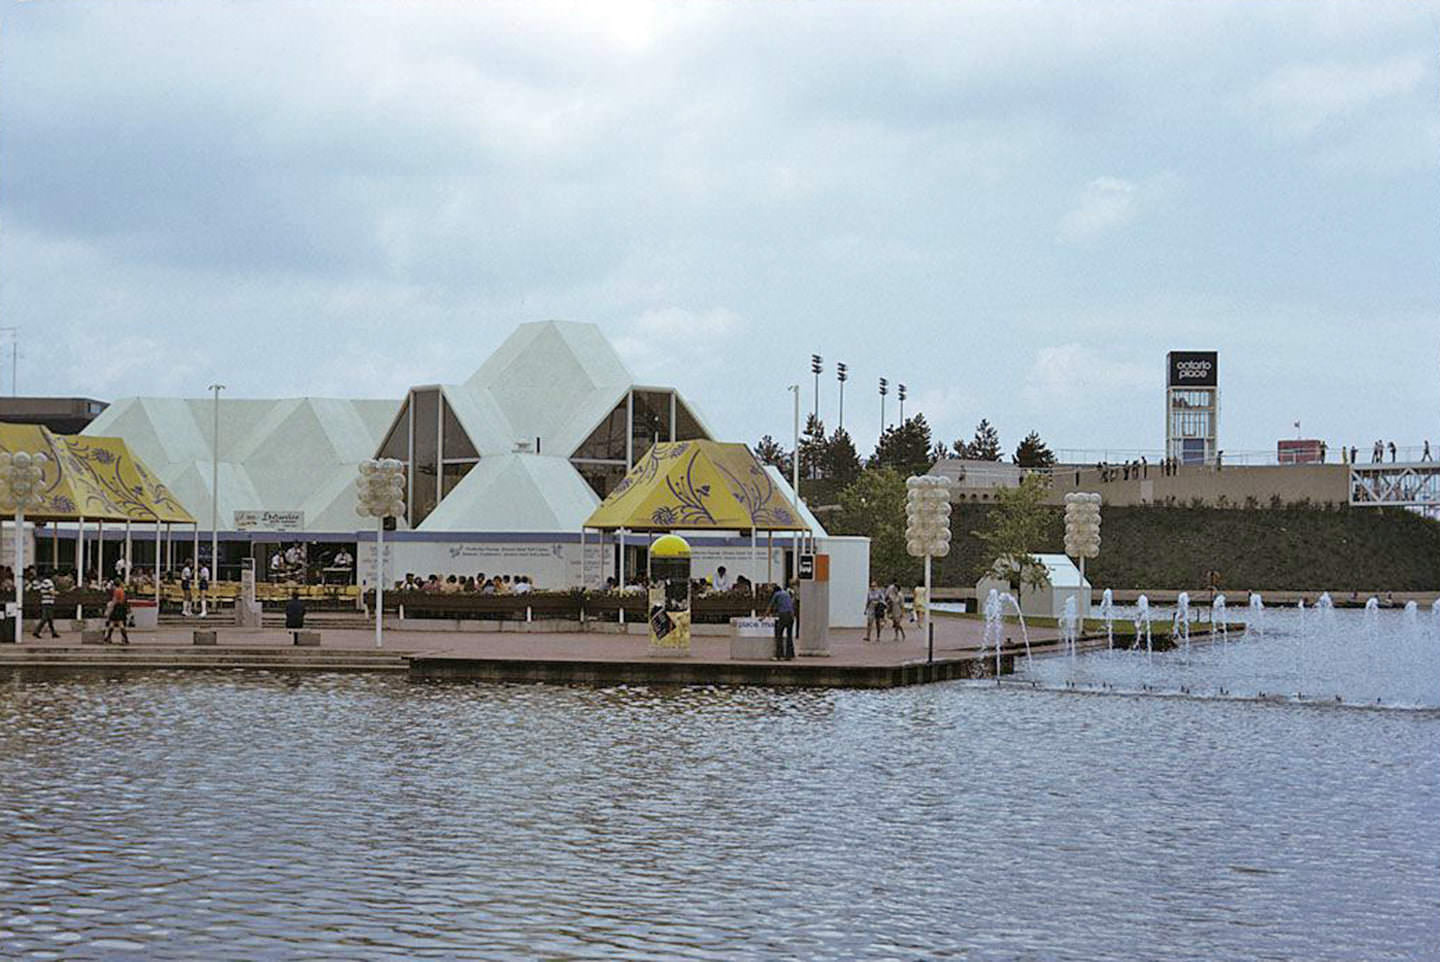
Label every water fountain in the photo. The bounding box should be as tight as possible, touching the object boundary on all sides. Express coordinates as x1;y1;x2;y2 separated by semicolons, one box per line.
1247;592;1265;636
1173;592;1191;654
1403;600;1419;638
1059;595;1079;657
1099;588;1115;649
998;592;1033;667
1363;596;1380;639
1134;594;1153;654
983;588;1003;667
1317;592;1334;627
1212;593;1228;643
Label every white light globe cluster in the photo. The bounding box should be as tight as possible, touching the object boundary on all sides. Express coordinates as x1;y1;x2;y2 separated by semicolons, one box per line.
905;475;953;558
0;451;49;512
1063;491;1102;559
355;458;406;519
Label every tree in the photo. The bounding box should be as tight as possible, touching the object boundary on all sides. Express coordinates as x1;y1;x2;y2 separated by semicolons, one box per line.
832;467;915;585
1013;430;1057;468
869;414;935;476
962;419;1002;461
799;414;828;479
820;428;863;487
929;441;951;464
753;435;790;472
972;472;1054;592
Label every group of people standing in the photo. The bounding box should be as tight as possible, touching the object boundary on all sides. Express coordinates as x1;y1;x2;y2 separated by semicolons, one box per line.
863;581;909;642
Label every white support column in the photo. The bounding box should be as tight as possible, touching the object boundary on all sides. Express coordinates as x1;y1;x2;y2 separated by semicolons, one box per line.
76;517;86;585
124;518;132;583
154;520;162;602
14;510;24;642
375;518;384;648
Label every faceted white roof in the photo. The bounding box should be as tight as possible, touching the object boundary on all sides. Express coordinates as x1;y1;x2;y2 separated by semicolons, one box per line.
82;321;718;535
420;454;601;532
455;321;637;458
84;397;398;533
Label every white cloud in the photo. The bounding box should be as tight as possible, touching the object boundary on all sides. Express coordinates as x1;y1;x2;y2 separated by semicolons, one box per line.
1055;174;1175;245
613;307;748;378
1248;57;1428;138
1022;343;1152;409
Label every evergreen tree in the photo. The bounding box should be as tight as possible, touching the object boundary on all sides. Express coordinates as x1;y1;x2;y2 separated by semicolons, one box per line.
1013;430;1057;468
820;428;863;487
753;435;790;472
798;414;828;479
930;441;952;464
869;414;935;476
962;419;1003;461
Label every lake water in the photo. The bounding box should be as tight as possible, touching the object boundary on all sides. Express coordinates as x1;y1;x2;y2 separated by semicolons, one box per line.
2;616;1437;960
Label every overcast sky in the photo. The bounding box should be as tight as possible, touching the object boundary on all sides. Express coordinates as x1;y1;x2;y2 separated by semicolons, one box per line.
3;1;1438;460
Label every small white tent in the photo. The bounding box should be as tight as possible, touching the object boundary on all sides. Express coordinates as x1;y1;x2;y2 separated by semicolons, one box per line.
977;553;1091;620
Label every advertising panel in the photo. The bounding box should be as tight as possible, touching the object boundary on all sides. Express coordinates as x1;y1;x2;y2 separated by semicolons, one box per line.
1167;351;1218;388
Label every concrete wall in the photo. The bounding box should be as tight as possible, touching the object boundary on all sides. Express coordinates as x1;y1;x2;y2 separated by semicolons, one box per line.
1048;464;1349;508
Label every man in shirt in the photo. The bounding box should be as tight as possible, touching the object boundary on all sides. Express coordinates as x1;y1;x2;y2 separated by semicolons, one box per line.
32;575;60;638
714;566;732;592
285;590;307;645
767;583;796;660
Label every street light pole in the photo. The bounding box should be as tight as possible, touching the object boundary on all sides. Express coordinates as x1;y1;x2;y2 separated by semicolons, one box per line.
208;383;225;585
878;378;888;435
789;384;801;570
836;363;847;432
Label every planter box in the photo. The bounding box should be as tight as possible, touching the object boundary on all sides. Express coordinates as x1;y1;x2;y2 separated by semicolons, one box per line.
193;630;218;646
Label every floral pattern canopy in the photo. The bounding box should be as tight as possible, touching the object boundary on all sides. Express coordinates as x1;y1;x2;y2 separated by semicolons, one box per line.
0;423;195;523
584;440;808;533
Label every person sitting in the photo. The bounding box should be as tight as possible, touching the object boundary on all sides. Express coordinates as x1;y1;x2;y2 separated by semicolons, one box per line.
285;590;307;645
482;577;498;595
714;566;732;592
441;574;461;594
463;576;478;592
512;575;533;595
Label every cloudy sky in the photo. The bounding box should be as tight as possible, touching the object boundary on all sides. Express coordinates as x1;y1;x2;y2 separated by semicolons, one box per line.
3;1;1437;461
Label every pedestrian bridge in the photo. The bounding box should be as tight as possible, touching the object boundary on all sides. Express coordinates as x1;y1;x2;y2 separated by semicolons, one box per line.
1349;462;1440;507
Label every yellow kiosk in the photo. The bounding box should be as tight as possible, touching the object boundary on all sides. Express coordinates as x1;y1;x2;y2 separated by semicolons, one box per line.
647;534;692;656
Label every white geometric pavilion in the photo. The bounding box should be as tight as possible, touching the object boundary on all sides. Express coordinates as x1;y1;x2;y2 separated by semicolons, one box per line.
83;321;720;536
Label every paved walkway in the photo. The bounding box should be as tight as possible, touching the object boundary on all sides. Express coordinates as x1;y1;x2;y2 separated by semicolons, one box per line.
9;615;1061;668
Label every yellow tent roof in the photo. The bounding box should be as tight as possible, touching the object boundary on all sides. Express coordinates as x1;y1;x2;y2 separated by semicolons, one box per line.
0;424;195;523
585;440;807;532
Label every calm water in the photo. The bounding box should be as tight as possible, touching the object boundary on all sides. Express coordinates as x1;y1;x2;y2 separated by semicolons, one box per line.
1;662;1437;960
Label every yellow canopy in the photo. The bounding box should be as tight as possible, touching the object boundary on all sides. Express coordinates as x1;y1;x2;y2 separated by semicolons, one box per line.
585;440;808;532
0;423;195;524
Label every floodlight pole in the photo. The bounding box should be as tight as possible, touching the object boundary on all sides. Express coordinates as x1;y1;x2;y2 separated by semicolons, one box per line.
924;553;932;664
789;384;801;570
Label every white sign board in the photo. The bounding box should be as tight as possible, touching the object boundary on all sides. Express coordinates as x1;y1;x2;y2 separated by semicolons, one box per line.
233;511;305;532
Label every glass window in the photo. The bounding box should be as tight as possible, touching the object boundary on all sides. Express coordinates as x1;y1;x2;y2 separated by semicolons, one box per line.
674;399;706;441
378;400;410;460
575;461;628;499
630;391;671;465
442;461;475;499
411;390;440;527
572;399;628;461
442;400;478;460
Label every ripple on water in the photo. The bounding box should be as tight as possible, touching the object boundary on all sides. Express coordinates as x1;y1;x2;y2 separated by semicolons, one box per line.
0;669;1435;961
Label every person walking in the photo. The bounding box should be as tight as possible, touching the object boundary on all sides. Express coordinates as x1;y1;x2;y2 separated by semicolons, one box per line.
31;574;60;638
767;583;795;661
103;580;130;645
864;581;886;642
885;582;906;642
1424;440;1433;462
1388;441;1397;463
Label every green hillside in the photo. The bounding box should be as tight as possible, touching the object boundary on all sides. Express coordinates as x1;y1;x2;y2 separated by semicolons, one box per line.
865;503;1440;591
